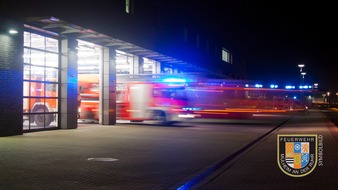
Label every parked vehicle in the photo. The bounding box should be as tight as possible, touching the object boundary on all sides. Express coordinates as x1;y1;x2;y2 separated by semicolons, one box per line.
23;79;57;127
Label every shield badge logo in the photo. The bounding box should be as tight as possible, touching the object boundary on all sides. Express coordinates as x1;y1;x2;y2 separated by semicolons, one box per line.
277;134;317;177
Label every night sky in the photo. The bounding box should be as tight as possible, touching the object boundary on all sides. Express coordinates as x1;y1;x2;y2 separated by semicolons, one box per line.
186;1;338;92
1;0;337;92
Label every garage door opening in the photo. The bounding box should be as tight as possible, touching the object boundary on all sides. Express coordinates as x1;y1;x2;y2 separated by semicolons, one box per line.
77;40;102;124
23;31;60;131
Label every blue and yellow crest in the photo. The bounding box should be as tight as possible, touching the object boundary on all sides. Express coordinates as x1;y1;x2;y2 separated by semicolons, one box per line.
277;134;318;177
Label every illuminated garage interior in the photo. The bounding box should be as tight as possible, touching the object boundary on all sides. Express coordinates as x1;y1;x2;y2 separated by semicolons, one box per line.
21;16;212;132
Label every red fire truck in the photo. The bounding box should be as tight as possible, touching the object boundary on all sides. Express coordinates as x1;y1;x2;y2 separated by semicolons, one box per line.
23;80;58;127
78;75;190;124
184;84;309;119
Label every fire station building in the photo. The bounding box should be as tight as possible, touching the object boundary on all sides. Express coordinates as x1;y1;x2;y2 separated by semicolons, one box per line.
0;1;240;137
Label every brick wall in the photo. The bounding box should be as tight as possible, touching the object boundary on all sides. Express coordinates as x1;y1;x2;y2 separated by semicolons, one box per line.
0;18;24;136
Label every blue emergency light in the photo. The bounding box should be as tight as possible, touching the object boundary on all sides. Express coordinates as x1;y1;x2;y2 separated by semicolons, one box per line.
162;78;187;83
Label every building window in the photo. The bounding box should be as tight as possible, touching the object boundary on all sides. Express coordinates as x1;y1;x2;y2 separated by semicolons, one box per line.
116;50;133;74
126;0;134;14
77;40;101;74
143;58;156;74
222;48;231;64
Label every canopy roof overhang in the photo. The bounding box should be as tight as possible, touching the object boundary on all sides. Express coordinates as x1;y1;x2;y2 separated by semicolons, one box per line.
24;16;211;73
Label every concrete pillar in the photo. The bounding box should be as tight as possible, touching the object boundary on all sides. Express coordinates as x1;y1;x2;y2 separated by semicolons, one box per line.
100;47;116;125
0;18;23;136
139;56;144;74
155;61;161;74
60;36;78;129
132;55;139;74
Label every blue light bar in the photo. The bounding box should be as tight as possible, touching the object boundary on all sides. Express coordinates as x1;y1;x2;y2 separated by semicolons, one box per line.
299;85;312;89
182;107;201;111
162;78;186;83
285;85;295;89
270;84;278;88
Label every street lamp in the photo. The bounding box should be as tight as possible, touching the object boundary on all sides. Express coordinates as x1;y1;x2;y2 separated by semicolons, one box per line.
301;72;306;84
298;64;305;72
297;65;306;105
297;64;305;86
301;72;306;78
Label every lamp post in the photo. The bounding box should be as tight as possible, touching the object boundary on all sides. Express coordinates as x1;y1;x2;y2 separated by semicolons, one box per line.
301;72;306;85
298;64;305;72
314;83;318;89
298;64;305;86
298;64;305;105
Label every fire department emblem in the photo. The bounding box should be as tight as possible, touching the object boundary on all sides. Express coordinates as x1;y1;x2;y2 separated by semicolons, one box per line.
277;134;317;177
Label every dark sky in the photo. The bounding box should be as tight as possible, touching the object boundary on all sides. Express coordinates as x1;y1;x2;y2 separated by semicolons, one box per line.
199;1;338;91
167;1;337;91
1;0;337;91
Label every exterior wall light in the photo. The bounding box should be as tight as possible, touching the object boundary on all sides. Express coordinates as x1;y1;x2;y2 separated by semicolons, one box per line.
9;29;18;34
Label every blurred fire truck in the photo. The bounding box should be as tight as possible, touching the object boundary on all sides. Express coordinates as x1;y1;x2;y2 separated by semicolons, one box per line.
77;74;99;122
183;82;310;119
78;74;190;124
